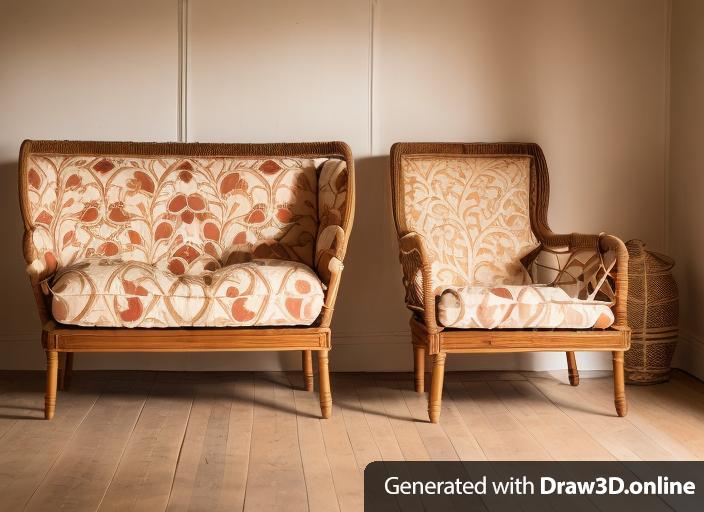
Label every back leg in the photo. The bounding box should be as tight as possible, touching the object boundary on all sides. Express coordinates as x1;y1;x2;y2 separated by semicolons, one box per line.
566;351;579;386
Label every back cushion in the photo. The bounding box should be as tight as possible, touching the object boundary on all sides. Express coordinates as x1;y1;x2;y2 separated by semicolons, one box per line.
399;155;538;290
26;154;320;276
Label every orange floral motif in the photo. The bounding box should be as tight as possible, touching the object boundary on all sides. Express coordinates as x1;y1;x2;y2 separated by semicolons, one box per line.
50;259;324;327
24;153;348;328
92;159;115;174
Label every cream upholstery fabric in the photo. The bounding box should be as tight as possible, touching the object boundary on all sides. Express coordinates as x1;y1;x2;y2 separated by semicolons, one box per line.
24;153;350;327
400;155;538;291
50;258;324;328
437;285;614;329
315;159;349;275
25;154;348;278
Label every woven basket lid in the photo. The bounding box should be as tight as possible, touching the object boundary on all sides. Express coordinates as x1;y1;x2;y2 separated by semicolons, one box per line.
626;239;674;272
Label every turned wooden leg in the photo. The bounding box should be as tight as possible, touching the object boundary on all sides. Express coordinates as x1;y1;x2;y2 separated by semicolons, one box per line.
413;345;425;393
317;350;332;419
45;351;58;420
612;351;628;417
302;350;314;392
428;353;446;424
64;352;74;389
566;351;579;386
58;352;66;391
58;352;74;391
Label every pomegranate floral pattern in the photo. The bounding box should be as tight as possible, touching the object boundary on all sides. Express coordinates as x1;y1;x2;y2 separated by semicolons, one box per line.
24;153;348;327
50;259;324;327
400;155;538;291
437;285;614;329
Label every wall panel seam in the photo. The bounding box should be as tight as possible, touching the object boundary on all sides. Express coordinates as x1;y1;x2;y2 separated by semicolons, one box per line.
368;0;376;155
178;0;188;142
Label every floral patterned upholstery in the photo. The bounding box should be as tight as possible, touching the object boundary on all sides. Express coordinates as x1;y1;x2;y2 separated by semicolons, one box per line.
50;259;324;328
400;155;538;291
395;150;621;331
23;151;349;328
437;285;614;329
315;159;350;279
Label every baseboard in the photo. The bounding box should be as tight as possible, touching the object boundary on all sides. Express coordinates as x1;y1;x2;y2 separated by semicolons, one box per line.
0;331;612;372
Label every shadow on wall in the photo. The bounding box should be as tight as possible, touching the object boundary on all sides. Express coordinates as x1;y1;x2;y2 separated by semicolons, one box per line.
0;159;41;330
332;155;409;336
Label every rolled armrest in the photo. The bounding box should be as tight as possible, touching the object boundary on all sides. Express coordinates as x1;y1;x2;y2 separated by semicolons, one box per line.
398;232;439;332
23;230;58;286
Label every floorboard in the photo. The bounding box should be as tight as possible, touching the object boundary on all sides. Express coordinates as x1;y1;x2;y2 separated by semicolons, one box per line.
23;373;155;512
0;369;701;511
98;374;193;512
0;373;103;512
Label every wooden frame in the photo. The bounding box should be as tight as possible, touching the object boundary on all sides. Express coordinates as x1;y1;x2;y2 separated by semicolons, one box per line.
390;142;631;423
19;140;355;420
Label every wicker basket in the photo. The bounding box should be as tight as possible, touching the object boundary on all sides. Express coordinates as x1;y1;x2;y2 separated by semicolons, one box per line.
624;240;679;384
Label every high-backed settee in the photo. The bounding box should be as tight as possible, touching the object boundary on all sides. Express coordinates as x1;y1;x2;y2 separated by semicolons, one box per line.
19;140;354;419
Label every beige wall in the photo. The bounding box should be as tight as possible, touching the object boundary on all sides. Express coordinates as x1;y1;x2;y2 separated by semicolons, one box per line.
670;0;704;378
0;0;671;372
0;0;179;369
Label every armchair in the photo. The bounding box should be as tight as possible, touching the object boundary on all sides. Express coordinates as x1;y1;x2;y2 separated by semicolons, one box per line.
19;140;354;419
390;142;629;423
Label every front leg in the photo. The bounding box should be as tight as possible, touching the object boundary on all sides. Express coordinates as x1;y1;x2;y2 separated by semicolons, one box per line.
317;350;332;419
428;352;446;423
45;351;58;420
612;351;628;417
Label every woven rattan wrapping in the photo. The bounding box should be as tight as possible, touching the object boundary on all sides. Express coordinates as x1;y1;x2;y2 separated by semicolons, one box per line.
624;239;679;384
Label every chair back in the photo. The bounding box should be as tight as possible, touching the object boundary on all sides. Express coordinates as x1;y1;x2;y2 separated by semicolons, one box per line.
19;141;353;284
390;142;551;290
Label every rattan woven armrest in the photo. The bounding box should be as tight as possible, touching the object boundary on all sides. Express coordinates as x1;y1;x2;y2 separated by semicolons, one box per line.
398;231;439;332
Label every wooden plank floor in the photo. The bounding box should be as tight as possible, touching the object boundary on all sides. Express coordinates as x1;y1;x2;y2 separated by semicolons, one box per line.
1;369;703;511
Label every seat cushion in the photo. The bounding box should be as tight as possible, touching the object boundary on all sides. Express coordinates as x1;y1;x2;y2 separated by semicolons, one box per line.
50;259;324;328
437;285;614;329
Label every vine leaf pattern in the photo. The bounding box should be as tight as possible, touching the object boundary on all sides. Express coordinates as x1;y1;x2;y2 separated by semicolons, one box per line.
25;154;346;327
401;155;538;291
